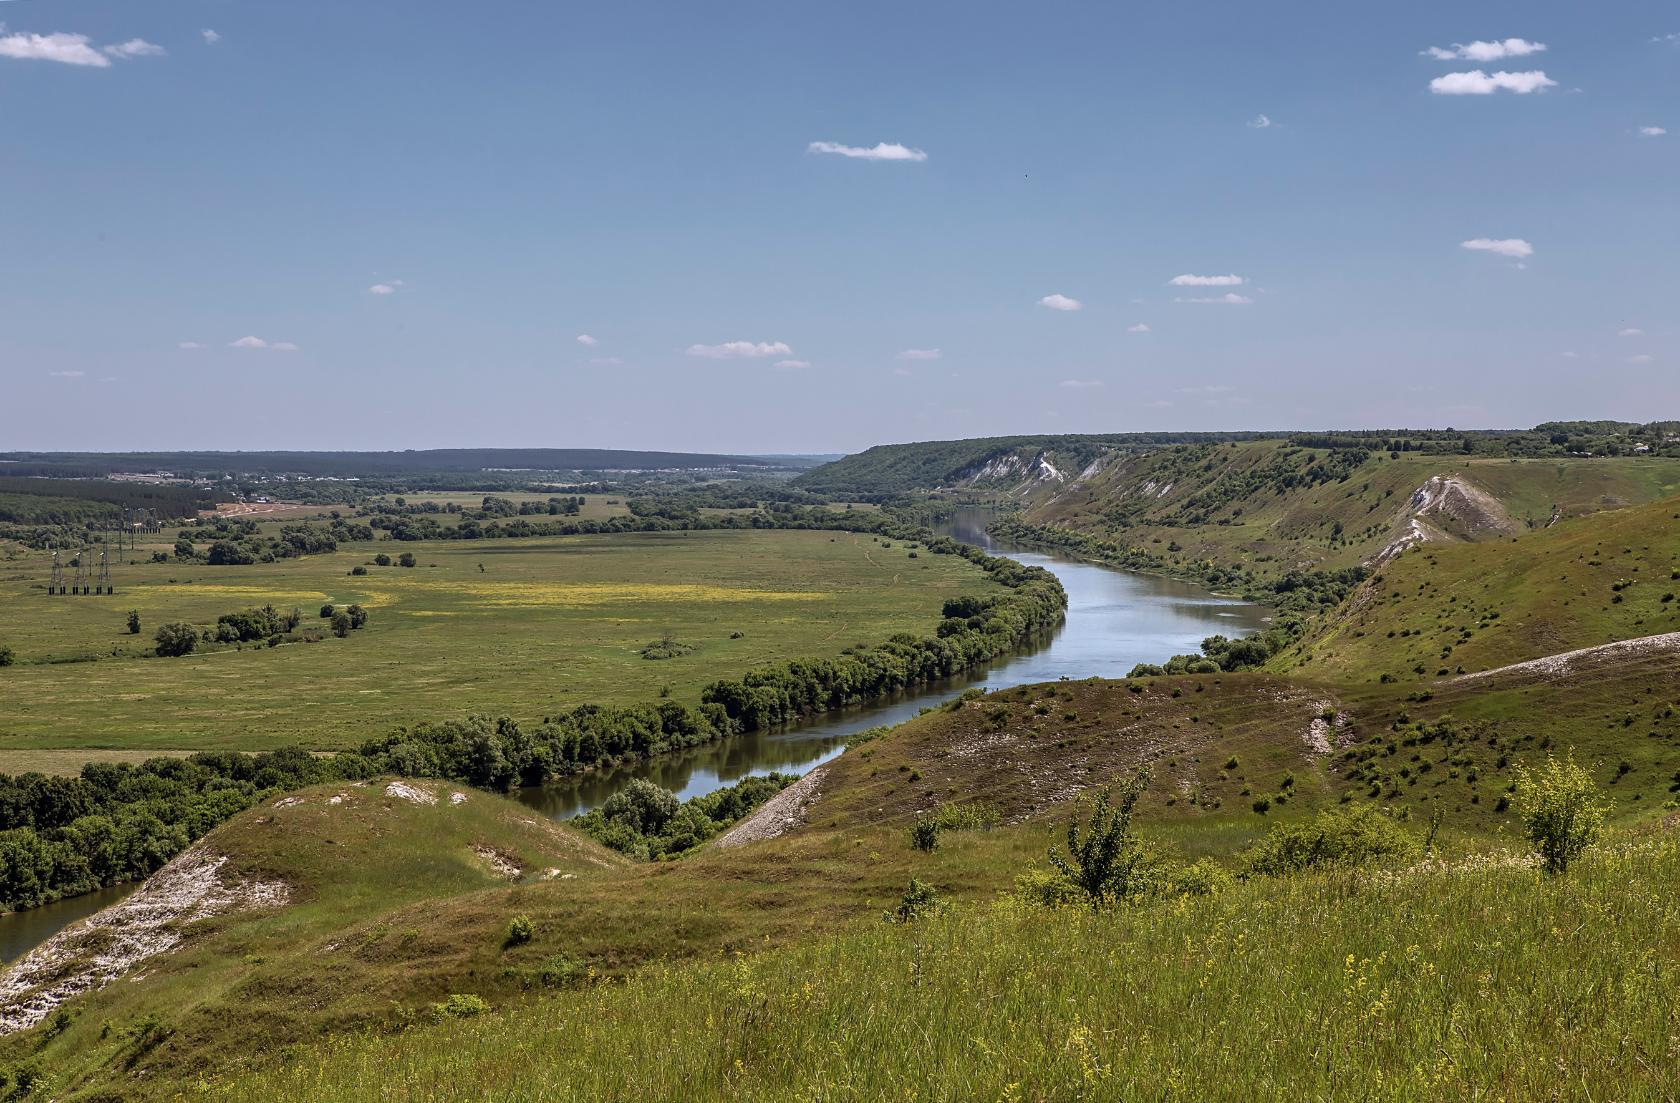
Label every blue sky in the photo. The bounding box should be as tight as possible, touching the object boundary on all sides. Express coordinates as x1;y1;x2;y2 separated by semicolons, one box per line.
2;1;1675;453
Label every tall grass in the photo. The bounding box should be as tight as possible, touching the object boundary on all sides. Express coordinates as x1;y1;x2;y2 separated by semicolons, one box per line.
197;830;1680;1102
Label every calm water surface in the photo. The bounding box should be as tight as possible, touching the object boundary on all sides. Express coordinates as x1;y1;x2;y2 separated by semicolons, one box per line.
514;510;1267;819
0;882;138;965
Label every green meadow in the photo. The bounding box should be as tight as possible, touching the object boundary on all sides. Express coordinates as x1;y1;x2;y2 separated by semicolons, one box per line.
0;529;997;760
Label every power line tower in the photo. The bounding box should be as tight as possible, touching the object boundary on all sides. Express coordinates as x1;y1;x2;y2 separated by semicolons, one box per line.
72;551;88;595
49;546;64;596
97;544;113;594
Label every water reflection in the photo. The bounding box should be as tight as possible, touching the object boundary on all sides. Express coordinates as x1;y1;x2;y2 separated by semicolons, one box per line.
0;882;138;965
516;510;1268;820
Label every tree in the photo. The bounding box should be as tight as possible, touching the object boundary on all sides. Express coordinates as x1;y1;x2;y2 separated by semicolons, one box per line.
126;610;141;635
330;611;352;638
320;603;335;619
398;551;417;568
1515;752;1608;875
1047;770;1151;905
600;778;679;835
0;643;14;668
154;623;198;658
347;604;368;629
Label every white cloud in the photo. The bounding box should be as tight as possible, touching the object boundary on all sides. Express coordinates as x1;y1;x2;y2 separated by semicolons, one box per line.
202;29;221;45
1618;328;1645;337
0;30;111;67
1038;293;1083;312
1627;354;1654;364
1169;273;1245;286
575;333;598;346
773;359;812;370
1651;33;1680;45
177;341;206;350
807;140;927;162
368;282;400;295
1424;38;1546;62
1058;379;1103;389
103;39;165;59
1127;323;1151;333
1461;237;1533;259
229;336;299;351
1638;126;1667;137
685;340;792;359
896;348;942;360
1247;114;1273;129
1430;70;1556;95
1174;293;1253;304
48;370;86;378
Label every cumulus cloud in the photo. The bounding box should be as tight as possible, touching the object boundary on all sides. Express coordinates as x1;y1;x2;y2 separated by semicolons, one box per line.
575;334;598;346
685;340;793;359
1169;273;1245;286
48;370;86;378
1058;379;1103;389
0;29;111;67
1424;38;1546;62
368;280;404;295
1461;237;1534;259
1247;114;1274;129
773;359;812;369
1651;33;1680;45
1127;323;1151;333
1038;293;1083;312
1174;293;1253;305
202;29;221;45
1638;126;1667;137
896;348;942;360
807;140;927;162
1430;70;1556;95
103;39;165;59
228;336;298;351
1618;328;1645;337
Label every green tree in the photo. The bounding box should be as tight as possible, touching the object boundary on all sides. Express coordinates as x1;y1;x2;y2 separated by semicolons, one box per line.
330;611;352;638
126;610;141;634
398;551;417;568
154;623;198;658
1515;752;1608;875
347;604;369;629
0;643;13;668
1047;770;1151;905
320;603;335;619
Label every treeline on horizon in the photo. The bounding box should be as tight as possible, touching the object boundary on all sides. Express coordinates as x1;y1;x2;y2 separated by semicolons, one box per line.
0;515;1067;913
0;477;215;527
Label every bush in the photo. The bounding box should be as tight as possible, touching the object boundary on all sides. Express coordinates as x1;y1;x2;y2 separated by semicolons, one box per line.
1514;752;1608;875
599;778;680;836
1048;771;1152;905
0;644;13;668
506;914;534;946
347;604;369;630
320;603;334;619
349;565;368;576
1244;804;1419;876
433;993;489;1019
1013;868;1082;908
908;817;940;852
330;611;352;638
126;610;141;635
398;552;417;568
154;622;198;658
883;878;944;923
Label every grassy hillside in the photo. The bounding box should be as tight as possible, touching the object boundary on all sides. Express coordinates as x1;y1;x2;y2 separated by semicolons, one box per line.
199;825;1680;1102
0;529;994;756
1278;493;1680;681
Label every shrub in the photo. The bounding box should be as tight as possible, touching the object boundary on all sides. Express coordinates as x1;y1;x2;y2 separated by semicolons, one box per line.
347;604;369;630
349;565;369;576
433;993;489;1019
398;552;417;568
1165;858;1234;897
126;610;141;635
1244;804;1420;876
1013;868;1082;908
330;611;352;638
374;553;392;566
1251;797;1271;814
908;817;940;852
0;643;13;668
320;603;335;619
506;915;534;946
154;622;198;658
599;778;680;835
1514;752;1608;875
883;878;944;923
1047;770;1152;905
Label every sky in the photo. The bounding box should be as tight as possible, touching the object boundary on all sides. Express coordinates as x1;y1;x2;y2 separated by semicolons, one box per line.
1;1;1676;454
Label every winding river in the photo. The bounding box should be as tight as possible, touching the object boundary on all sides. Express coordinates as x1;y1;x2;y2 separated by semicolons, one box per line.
2;511;1267;964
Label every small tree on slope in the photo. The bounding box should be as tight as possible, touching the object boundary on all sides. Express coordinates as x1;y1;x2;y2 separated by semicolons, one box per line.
1515;752;1608;875
1048;769;1152;906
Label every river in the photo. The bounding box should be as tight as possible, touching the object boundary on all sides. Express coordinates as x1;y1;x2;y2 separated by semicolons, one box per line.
2;512;1267;964
512;510;1268;819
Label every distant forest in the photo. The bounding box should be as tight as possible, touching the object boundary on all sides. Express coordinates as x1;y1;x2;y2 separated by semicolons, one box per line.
0;477;215;526
0;448;825;480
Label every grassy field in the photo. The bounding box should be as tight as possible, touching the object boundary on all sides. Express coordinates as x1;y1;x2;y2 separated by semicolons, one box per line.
0;529;997;758
1276;492;1680;680
199;827;1680;1103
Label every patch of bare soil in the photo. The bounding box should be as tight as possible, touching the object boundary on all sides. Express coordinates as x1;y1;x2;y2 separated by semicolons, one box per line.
1450;632;1680;685
713;767;829;848
0;848;287;1035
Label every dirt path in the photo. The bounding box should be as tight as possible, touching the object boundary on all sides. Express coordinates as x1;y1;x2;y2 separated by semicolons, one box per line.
713;767;828;848
1449;632;1680;685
